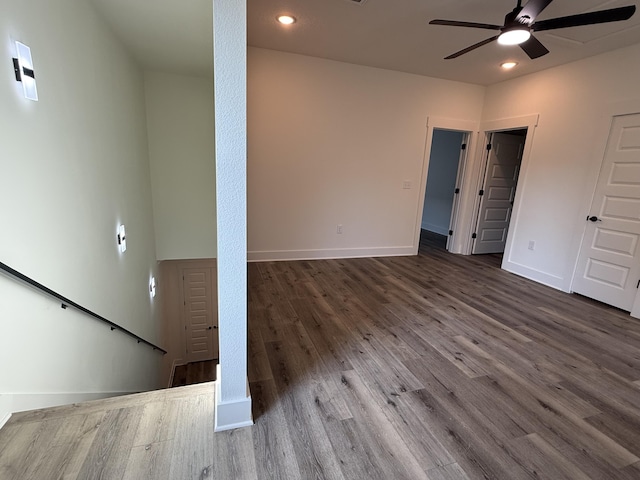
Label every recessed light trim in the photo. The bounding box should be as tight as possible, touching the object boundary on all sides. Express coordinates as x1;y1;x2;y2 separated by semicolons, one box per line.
498;28;531;46
277;15;296;25
501;62;518;70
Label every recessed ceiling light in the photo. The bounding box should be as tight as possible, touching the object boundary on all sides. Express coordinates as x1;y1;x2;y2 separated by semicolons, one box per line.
501;62;518;70
277;15;296;25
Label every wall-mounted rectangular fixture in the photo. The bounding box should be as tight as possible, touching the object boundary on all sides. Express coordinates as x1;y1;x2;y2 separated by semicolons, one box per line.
117;224;126;253
150;276;156;298
13;41;38;101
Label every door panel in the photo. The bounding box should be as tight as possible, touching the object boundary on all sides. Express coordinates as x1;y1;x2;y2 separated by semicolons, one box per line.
182;268;217;362
572;113;640;311
446;135;468;251
472;132;525;254
479;228;507;242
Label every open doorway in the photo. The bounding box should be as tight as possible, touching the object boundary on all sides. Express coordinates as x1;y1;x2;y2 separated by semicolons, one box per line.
471;129;527;255
420;128;470;252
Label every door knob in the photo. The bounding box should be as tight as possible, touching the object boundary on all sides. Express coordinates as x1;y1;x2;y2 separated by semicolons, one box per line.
207;326;212;330
587;216;601;222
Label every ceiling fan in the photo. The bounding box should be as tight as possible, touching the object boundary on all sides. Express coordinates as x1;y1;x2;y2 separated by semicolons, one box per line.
430;0;637;59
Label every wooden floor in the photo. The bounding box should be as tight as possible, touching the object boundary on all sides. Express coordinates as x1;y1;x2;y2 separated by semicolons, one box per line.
0;383;216;480
2;231;640;479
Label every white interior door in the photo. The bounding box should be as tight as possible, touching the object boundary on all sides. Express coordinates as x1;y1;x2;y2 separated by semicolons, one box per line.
572;113;640;311
446;136;468;251
182;268;217;362
472;132;525;254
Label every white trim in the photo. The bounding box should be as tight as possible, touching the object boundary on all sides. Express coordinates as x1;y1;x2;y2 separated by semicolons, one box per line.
479;114;539;134
631;292;640;320
0;413;11;431
248;246;415;262
469;115;539;262
425;116;480;132
214;364;253;432
414;117;480;256
168;358;184;388
0;394;10;430
502;260;566;292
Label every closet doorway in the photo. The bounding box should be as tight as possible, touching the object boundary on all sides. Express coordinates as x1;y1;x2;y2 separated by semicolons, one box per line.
472;129;527;255
421;128;470;251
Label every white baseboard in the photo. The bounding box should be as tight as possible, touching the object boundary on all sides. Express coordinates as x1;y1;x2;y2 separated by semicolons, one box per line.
0;394;10;430
214;364;253;432
0;413;11;431
248;246;415;262
502;260;566;292
168;358;184;388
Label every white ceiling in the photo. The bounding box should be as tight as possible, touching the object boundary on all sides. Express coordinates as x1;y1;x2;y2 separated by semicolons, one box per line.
91;0;640;85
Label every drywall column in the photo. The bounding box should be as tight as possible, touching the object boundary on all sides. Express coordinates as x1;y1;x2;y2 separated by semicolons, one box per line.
213;0;252;431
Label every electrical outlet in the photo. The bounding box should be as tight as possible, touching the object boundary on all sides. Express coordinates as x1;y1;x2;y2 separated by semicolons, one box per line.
528;240;535;251
337;224;343;234
403;181;412;190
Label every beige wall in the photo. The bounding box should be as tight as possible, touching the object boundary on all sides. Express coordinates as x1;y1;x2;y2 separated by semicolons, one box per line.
247;47;486;260
145;71;217;260
0;0;161;419
482;42;640;291
141;44;640;298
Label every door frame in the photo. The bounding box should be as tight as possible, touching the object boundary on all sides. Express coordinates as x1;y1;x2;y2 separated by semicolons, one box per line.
471;129;527;255
447;138;470;251
181;266;218;363
569;99;640;319
466;115;539;267
414;117;479;255
159;258;218;386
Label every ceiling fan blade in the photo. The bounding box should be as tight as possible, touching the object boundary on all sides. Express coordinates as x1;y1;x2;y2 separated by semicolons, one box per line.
430;19;502;30
444;36;500;59
517;0;554;24
519;35;549;59
533;5;636;32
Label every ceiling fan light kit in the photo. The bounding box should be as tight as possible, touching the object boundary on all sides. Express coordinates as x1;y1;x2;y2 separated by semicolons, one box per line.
497;27;531;45
429;0;636;60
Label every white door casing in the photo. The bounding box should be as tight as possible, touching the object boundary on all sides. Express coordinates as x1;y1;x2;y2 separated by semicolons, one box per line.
446;136;469;251
572;113;640;311
415;117;480;256
182;268;217;362
472;132;525;254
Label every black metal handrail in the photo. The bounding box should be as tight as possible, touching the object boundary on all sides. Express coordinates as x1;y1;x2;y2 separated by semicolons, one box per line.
0;261;167;354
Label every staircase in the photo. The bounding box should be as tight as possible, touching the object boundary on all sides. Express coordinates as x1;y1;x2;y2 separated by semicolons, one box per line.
0;382;215;480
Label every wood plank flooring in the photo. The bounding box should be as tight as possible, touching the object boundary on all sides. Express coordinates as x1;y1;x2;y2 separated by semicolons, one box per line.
2;230;640;479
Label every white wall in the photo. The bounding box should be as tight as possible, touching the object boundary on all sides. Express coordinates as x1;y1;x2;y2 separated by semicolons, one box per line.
422;130;464;235
213;0;252;432
145;71;217;260
483;42;640;291
247;47;485;261
0;0;161;419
